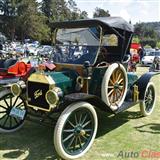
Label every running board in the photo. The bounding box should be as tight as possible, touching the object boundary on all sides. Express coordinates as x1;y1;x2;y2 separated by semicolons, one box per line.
115;101;139;114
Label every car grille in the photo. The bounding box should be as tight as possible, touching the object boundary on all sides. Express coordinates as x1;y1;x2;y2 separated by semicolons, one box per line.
27;81;50;111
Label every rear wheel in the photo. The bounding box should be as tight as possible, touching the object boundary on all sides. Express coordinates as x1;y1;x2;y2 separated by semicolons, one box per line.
101;63;128;111
140;82;156;116
0;89;27;133
54;102;98;159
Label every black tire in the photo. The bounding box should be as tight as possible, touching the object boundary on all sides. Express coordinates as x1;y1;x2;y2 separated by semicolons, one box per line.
0;89;27;133
140;82;156;116
54;102;98;159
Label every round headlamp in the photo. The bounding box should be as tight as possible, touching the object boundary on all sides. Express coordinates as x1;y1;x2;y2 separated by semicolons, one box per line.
46;90;59;105
11;83;21;96
11;81;26;96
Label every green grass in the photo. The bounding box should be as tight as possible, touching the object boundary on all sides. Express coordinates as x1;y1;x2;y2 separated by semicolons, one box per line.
0;67;160;160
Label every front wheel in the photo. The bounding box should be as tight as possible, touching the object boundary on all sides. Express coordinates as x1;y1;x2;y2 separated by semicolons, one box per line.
54;102;98;159
140;82;156;116
0;89;27;133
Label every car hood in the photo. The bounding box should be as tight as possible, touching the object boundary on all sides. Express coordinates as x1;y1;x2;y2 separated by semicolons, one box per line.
142;56;155;60
28;70;77;95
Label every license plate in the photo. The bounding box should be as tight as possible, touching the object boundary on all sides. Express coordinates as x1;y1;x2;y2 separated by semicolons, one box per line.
10;107;26;120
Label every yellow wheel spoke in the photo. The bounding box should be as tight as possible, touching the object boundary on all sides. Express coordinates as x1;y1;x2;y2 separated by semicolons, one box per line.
108;86;114;89
117;73;122;82
118;79;124;84
108;89;114;96
109;79;114;85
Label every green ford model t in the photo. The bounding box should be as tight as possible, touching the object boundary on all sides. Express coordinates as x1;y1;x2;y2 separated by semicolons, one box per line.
0;17;158;159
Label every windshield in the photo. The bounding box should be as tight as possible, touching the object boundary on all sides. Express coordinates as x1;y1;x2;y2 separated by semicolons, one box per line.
155;51;160;56
53;27;101;65
146;51;160;56
146;52;155;56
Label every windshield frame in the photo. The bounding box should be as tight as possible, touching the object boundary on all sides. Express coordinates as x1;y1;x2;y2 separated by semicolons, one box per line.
53;25;103;66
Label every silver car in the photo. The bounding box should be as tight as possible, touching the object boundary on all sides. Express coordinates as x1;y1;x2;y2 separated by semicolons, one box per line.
142;50;160;66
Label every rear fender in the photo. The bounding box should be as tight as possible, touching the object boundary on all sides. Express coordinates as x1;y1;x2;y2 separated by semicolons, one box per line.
134;72;160;100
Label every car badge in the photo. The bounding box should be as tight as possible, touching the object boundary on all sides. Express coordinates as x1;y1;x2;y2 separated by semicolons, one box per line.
34;89;42;99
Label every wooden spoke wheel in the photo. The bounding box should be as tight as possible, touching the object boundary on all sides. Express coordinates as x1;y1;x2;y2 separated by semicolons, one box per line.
0;89;27;133
54;102;98;160
140;82;156;116
101;63;128;111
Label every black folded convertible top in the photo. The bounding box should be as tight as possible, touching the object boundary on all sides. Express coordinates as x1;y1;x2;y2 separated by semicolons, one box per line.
51;17;134;32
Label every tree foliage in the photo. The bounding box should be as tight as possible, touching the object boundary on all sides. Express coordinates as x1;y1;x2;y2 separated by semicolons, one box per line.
134;22;160;48
93;7;110;18
0;0;109;43
16;0;50;41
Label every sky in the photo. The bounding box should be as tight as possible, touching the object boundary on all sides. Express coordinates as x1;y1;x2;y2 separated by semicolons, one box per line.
74;0;160;24
37;0;160;24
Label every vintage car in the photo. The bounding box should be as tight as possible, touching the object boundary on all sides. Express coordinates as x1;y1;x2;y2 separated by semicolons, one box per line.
0;17;158;160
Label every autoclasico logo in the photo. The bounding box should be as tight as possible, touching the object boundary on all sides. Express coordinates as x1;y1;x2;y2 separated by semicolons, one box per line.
117;150;160;158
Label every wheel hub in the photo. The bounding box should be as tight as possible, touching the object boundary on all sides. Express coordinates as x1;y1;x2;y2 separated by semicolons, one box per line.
114;83;120;90
74;125;86;136
147;95;153;103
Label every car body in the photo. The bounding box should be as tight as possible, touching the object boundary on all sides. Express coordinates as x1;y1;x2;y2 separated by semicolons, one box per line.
141;50;160;66
0;17;158;159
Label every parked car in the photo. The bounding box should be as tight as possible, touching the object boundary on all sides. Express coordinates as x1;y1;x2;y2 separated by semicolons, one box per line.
25;43;39;55
0;17;158;160
37;45;53;56
141;50;160;66
15;45;25;55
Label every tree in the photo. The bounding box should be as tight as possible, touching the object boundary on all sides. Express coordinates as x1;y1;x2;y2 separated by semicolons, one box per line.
17;0;50;42
41;0;88;22
134;22;159;47
80;11;88;19
93;7;110;18
41;0;53;20
41;0;70;22
0;0;19;40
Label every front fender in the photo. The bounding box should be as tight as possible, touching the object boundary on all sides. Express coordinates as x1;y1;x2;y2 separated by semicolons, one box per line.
135;72;160;100
64;93;114;114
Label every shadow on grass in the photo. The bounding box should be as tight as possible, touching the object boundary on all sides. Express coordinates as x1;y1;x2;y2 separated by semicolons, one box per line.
135;123;160;134
0;110;142;160
0;122;59;160
96;109;142;138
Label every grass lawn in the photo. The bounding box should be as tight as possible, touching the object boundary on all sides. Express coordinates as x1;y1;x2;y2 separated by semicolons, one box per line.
0;67;160;160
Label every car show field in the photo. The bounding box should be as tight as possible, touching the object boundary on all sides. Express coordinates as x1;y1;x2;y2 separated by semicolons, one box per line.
0;66;160;160
1;0;160;159
0;17;159;160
